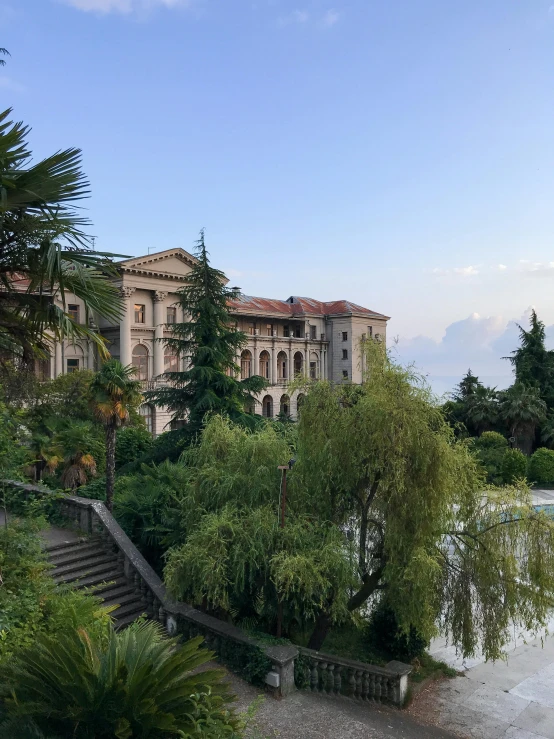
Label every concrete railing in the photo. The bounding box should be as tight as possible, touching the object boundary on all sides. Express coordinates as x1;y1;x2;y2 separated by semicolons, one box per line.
4;480;411;705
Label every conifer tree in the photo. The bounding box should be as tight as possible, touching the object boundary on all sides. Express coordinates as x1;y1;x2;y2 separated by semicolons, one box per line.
146;231;267;431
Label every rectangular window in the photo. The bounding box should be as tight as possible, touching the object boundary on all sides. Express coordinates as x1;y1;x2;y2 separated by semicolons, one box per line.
166;307;177;324
164;352;179;372
67;358;79;373
266;324;273;336
309;361;317;379
342;349;348;360
36;358;50;381
310;325;317;340
283;325;290;338
342;331;348;341
294;325;302;338
342;370;348;379
248;322;255;335
368;326;373;337
134;304;145;323
68;304;80;323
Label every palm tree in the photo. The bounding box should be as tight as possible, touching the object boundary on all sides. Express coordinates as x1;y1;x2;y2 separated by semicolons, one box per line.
89;360;143;511
465;385;499;434
0;48;9;66
0;108;123;366
49;420;104;491
499;383;546;455
0;621;241;738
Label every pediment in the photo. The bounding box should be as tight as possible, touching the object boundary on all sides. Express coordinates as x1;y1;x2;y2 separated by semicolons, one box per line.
118;248;197;279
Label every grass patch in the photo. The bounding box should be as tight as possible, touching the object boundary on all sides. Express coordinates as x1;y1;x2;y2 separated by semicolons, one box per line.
408;651;458;683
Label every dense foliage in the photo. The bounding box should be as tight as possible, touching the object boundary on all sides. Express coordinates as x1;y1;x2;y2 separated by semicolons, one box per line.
0;622;242;739
146;231;267;431
0;518;111;664
528;448;554;485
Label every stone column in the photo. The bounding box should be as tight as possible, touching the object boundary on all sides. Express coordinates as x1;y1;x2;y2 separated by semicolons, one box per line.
287;347;292;381
153;291;167;378
271;346;277;385
54;340;62;378
119;286;136;367
319;350;324;381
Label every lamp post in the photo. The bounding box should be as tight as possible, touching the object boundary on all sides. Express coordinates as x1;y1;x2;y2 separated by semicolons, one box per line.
276;458;295;637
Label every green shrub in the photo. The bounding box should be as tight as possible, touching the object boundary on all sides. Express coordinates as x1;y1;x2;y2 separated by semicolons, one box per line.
0;518;111;664
471;432;508;485
0;623;242;738
501;448;528;484
528;448;554;485
115;425;153;468
366;603;427;662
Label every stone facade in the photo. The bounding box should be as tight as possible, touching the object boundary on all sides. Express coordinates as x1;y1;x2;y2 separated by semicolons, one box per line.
44;248;389;436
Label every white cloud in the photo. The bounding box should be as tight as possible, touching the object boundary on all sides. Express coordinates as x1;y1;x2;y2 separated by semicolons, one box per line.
453;265;479;276
393;308;547;396
62;0;191;14
519;260;554;276
497;264;507;271
322;8;339;27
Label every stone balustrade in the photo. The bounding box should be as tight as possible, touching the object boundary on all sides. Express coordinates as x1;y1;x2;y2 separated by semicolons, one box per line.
4;480;411;706
297;647;412;705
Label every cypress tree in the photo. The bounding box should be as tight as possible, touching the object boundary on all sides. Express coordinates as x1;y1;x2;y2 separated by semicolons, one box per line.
146;231;267;431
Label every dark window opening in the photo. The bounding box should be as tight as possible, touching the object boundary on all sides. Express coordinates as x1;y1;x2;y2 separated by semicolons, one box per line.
134;304;145;323
68;304;80;323
342;349;348;360
342;331;348;341
67;358;79;373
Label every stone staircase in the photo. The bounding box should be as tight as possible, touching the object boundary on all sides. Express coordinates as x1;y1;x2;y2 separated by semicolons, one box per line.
45;536;147;629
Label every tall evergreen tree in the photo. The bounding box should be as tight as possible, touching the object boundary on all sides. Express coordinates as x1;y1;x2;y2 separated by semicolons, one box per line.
453;369;482;401
507;310;554;407
146;231;267;431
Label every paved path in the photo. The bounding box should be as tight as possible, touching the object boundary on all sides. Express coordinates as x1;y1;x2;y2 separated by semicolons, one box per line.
222;663;459;739
417;620;554;739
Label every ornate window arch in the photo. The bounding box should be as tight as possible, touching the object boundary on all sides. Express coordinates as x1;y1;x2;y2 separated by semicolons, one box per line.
132;344;149;381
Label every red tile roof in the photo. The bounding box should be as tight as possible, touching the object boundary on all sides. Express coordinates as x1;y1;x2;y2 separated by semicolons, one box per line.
228;295;389;320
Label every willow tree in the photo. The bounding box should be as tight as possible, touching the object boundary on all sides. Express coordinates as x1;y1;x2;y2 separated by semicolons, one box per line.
294;342;554;654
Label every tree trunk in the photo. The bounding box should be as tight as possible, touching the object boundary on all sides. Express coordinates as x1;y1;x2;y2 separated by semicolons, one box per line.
306;566;385;652
105;424;116;512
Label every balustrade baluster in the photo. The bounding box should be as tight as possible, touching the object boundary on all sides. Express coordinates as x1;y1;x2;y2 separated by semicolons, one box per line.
310;662;319;692
387;678;395;703
319;662;327;693
326;663;334;694
355;670;363;699
374;675;382;703
369;672;376;701
347;668;356;697
334;665;342;695
361;671;370;701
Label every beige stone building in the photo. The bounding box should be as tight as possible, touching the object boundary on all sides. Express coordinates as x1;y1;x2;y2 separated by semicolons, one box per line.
45;248;389;436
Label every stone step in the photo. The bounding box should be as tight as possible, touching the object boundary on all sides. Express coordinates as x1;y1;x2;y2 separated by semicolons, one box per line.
48;542;109;566
91;576;130;596
102;590;142;610
96;582;135;601
53;559;121;585
115;609;150;630
111;600;147;621
67;568;123;590
43;536;91;553
52;553;118;579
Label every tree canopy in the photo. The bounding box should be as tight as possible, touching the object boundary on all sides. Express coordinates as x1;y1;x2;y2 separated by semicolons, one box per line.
0;108;123;364
146;230;267;431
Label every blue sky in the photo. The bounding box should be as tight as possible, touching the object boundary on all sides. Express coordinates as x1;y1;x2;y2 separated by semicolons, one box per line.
3;0;554;393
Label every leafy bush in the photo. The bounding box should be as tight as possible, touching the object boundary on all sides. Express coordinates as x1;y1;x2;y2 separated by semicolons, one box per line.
471;431;508;485
501;448;528;484
366;602;427;662
115;425;153;468
0;518;111;664
528;447;554;485
0;622;242;738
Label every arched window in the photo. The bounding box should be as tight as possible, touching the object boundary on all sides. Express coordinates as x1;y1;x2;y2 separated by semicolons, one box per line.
262;395;273;418
139;404;154;435
241;350;252;379
132;344;149;381
164;348;179;373
259;351;270;379
280;394;290;417
309;352;319;380
277;351;287;380
294;351;304;377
